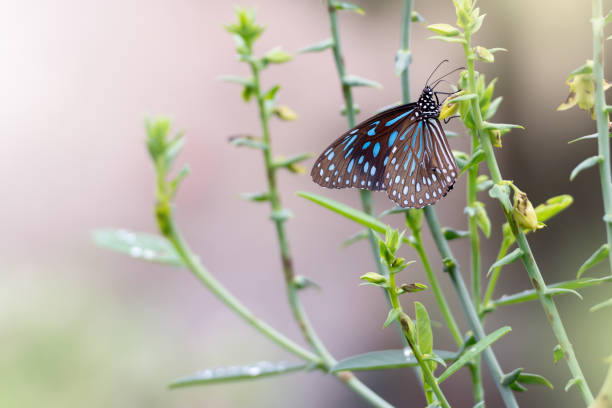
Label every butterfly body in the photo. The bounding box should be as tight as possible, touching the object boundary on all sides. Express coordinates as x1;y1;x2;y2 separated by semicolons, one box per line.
311;85;458;209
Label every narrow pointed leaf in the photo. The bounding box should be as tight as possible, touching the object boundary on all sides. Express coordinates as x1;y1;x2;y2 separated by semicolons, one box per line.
590;297;612;312
92;229;184;266
240;192;270;202
553;345;564;363
501;367;523;386
427;23;460;36
299;38;334;54
577;243;609;278
482;122;524;131
487;248;524;276
332;1;365;15
169;361;307;388
458;148;484;176
565;377;581;392
544;287;583;300
517;372;554;389
570;155;602;181
489;183;512;212
342;75;382;88
492;277;612;307
342;229;369;248
383;309;400;328
568;133;598;143
442;227;471;240
228;136;268;150
331;349;458;372
438;326;511;383
218;75;253;86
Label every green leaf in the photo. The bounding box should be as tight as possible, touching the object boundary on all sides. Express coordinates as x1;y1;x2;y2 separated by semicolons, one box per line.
577;243;609;278
590;297;612;312
412;11;425;23
438;326;511;383
341;229;369;248
92;229;184;266
395;49;412;75
331;349;457;372
449;93;477;102
428;35;467;44
517;372;554;389
484;96;503;120
293;275;321;291
240;192;270;202
342;75;382;88
383;309;401;328
477;179;494;192
332;1;365;14
263;85;281;101
473;201;491;238
565;377;581;392
398;282;427;293
458;148;484;176
509;382;527;392
535;195;573;223
427;23;460;36
475;46;494;63
228;136;268;150
492;277;612;307
218;75;254;87
442;227;471;240
415;302;434;370
487;248;524;276
568;61;592;79
553;345;564;363
544;287;583;300
501;367;523;386
482;122;524;131
360;272;387;285
297;191;399;239
270;208;293;222
489;183;512;212
568;133;598;143
453;150;470;169
299;38;334;54
570;155;602;181
169;361;307;388
262;47;292;64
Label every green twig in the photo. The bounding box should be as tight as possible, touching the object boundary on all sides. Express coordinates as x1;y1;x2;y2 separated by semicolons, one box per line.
591;0;612;275
423;206;519;408
459;12;594;405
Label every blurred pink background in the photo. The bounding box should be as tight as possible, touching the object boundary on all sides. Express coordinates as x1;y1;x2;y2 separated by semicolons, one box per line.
2;1;612;407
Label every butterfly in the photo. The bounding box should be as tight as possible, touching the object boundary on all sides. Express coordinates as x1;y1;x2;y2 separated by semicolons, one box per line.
311;62;461;209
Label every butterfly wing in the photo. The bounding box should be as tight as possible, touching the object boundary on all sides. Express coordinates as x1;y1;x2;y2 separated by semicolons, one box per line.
311;103;418;191
384;117;458;208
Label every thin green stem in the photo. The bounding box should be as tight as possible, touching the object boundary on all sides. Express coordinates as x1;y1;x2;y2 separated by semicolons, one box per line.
412;231;462;345
461;21;594;406
592;0;612;275
327;0;387;278
249;52;393;408
162;219;319;363
400;0;413;103
387;273;451;408
423;206;519;408
482;237;512;310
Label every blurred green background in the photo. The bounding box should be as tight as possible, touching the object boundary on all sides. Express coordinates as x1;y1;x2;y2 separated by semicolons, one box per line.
2;0;612;407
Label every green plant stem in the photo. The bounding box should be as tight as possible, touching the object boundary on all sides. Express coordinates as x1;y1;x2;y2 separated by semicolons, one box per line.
327;1;387;278
158;217;318;363
461;28;594;404
466;130;484;403
592;0;612;275
248;52;393;408
387;273;451;408
400;0;413;102
482;236;512;310
423;206;519;408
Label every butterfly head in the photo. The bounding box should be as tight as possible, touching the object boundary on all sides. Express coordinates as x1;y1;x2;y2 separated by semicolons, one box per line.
417;86;439;119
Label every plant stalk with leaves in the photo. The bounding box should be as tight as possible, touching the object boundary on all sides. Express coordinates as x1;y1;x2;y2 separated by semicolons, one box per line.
429;0;594;403
361;229;450;408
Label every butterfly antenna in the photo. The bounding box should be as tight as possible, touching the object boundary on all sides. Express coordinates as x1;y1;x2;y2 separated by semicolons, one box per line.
430;66;465;88
425;59;449;86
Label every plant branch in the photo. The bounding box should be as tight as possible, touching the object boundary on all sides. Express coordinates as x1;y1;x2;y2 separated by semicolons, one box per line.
461;22;594;405
591;0;612;275
423;206;519;408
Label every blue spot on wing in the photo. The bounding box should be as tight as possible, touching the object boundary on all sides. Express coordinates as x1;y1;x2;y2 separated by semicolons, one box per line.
385;110;413;126
358;155;364;164
344;147;354;159
328;152;334;160
404;151;412;170
344;135;357;151
388;130;398;147
362;141;371;150
348;159;354;172
373;142;380;157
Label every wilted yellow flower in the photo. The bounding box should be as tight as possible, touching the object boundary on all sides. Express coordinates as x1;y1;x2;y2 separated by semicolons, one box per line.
557;60;612;119
512;187;540;232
